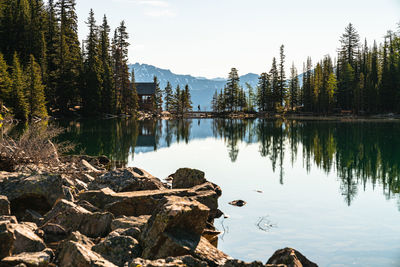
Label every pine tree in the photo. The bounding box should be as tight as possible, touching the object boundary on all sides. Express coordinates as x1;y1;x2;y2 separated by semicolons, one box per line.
10;53;28;120
278;45;287;107
26;55;47;119
183;84;192;112
225;68;240;112
112;21;131;114
56;0;82;113
164;81;173;111
0;53;11;106
257;73;270;112
153;76;163;112
288;63;299;111
99;15;115;114
82;9;102;114
45;0;60;108
269;58;279;111
211;90;218;112
339;23;360;68
245;83;256;112
129;69;139;113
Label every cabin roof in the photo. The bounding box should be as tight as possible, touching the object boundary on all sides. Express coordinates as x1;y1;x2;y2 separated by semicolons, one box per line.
134;82;156;95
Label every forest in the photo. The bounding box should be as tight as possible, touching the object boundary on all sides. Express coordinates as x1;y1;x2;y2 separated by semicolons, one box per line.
0;0;192;121
212;24;400;115
0;1;399;120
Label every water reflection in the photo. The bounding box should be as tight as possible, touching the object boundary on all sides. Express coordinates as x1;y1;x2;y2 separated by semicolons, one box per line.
59;118;400;208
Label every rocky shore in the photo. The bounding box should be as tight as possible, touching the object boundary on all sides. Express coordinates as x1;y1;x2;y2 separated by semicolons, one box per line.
0;156;318;267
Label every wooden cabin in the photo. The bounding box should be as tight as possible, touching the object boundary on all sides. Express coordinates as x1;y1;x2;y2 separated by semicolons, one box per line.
132;82;156;111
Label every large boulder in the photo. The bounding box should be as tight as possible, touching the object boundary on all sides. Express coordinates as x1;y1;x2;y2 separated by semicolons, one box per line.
140;196;210;259
88;167;166;192
0;195;10;215
1;248;54;267
11;223;46;254
41;199;113;238
266;248;318;267
171;168;207;189
0;222;15;259
130;256;208;267
0;172;73;219
80;183;221;220
92;234;141;266
57;232;117;267
140;196;230;266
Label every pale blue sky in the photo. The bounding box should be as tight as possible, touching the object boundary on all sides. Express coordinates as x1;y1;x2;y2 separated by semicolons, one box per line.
76;0;400;78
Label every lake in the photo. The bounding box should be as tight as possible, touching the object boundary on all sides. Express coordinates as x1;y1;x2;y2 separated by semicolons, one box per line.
58;118;400;267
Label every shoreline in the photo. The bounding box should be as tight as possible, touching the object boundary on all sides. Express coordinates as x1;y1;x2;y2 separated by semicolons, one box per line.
0;154;318;266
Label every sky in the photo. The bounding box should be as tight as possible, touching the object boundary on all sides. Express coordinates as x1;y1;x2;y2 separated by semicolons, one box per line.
76;0;400;79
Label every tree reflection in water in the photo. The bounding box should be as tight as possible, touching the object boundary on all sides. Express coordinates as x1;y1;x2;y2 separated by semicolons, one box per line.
59;118;400;207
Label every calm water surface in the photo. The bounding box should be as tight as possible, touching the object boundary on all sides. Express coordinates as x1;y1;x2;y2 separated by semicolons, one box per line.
58;118;400;267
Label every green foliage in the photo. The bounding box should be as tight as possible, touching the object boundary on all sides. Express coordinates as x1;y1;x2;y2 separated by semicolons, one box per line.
164;81;173;111
10;53;28;120
153;76;163;111
26;55;47;119
0;53;11;104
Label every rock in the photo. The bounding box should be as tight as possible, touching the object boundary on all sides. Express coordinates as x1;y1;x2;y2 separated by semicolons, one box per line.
0;195;10;215
140;196;228;265
110;215;150;232
129;255;208;267
81;183;221;220
42;199;113;238
1;248;54;267
57;232;117;267
88;168;166;192
0;172;72;219
140;196;210;259
81;159;101;173
202;228;221;247
228;200;247;207
0;222;15;259
76;200;101;213
223;259;270;266
171;168;207;189
92;235;141;266
22;209;43;225
11;223;46;254
108;227;141;240
0;216;18;224
266;248;318;267
39;223;68;243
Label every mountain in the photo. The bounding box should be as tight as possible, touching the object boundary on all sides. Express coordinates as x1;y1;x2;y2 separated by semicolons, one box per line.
129;63;259;110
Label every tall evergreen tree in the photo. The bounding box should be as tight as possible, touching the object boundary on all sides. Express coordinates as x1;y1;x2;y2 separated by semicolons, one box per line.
225;68;240;112
82;9;102;114
257;72;271;112
278;45;287;107
153;76;163;111
26;55;47;119
0;53;11;106
288;63;299;111
164;81;173;111
10;53;28;120
56;0;82;112
269;57;279;110
99;15;114;114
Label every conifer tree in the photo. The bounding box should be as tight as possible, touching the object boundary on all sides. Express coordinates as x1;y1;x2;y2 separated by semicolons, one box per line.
183;84;192;112
10;53;28;120
153;76;163;111
164;81;173;111
45;0;60;107
257;73;270;112
225;68;240;112
129;69;139;113
26;55;47;119
0;53;11;105
269;58;279;110
278;45;287;107
82;9;102;114
99;15;115;114
245;83;256;112
56;0;82;112
288;63;299;111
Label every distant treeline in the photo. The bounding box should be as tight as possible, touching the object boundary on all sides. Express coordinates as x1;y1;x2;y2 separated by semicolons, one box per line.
212;23;400;115
0;0;193;120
